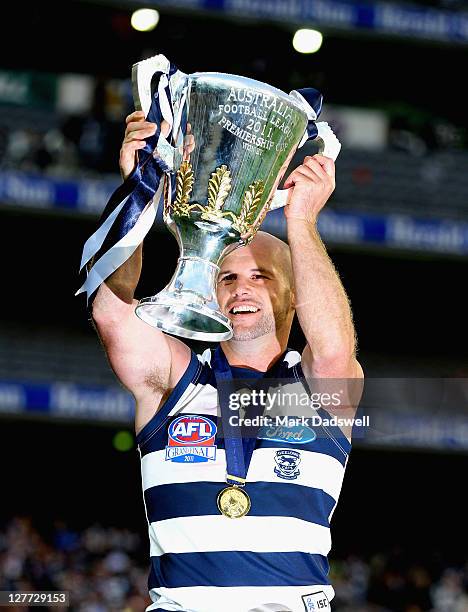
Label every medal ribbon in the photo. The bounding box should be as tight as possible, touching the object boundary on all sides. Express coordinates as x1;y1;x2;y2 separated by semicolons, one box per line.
213;346;289;486
213;346;250;486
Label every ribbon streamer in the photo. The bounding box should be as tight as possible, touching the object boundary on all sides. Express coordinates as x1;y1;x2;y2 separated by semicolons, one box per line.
76;178;166;299
269;87;341;211
76;55;182;303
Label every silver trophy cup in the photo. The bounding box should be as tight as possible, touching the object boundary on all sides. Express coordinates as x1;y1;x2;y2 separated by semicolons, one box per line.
132;59;339;341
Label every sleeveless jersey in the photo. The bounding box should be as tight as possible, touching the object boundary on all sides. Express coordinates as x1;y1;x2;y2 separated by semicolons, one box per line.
137;348;351;612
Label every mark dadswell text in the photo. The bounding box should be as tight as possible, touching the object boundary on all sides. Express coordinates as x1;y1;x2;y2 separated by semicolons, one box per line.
229;415;370;428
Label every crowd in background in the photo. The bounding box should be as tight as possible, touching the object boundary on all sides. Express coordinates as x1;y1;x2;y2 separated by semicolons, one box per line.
0;78;131;179
1;68;466;184
0;517;149;611
0;109;126;179
1;516;467;611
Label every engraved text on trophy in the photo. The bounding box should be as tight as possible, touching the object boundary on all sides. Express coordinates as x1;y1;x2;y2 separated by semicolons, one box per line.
217;87;298;156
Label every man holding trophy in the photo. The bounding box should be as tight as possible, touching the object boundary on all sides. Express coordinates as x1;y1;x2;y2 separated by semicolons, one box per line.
78;55;363;612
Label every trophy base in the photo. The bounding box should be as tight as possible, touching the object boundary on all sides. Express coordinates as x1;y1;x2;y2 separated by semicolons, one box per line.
135;293;233;342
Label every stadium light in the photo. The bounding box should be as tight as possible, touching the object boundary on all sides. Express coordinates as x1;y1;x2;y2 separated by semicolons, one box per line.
292;29;323;54
131;8;160;32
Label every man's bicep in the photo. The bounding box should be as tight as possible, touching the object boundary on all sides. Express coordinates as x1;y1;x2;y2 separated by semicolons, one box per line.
301;348;364;440
94;307;174;396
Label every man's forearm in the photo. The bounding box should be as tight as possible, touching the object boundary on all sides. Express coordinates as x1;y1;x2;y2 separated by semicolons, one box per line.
91;244;143;317
287;218;356;362
106;243;143;302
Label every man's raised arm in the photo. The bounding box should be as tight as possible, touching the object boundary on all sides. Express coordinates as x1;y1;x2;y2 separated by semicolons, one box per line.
284;154;363;381
91;111;191;433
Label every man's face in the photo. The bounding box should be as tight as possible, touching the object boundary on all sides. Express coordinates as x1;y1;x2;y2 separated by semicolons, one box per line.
216;237;294;341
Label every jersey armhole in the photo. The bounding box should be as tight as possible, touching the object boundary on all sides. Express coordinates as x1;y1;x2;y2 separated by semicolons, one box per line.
136;350;201;448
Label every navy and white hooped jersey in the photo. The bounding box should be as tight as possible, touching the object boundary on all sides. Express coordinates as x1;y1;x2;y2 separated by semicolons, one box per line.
137;347;351;612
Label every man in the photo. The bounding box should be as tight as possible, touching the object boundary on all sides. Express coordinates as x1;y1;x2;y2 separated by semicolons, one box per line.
91;110;363;612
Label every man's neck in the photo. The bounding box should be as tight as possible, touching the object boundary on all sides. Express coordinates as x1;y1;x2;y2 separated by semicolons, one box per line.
220;333;288;372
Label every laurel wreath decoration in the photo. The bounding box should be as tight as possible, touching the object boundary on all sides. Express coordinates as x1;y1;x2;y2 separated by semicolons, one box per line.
232;180;265;234
170;162;266;236
207;165;232;211
172;160;195;217
248;198;271;240
177;161;194;205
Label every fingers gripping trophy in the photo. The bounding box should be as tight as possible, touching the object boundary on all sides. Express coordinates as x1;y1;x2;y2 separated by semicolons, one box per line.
77;55;341;341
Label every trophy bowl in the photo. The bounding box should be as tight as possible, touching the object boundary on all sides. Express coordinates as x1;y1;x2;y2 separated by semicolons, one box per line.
134;70;310;341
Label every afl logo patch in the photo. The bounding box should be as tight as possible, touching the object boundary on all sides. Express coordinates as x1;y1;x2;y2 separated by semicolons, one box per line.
274;449;301;480
166;415;217;463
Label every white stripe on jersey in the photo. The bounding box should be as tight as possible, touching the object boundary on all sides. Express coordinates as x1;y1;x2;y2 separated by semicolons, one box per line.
168;383;219;418
148;515;331;557
328;454;350;522
148;584;335;612
141;447;345;502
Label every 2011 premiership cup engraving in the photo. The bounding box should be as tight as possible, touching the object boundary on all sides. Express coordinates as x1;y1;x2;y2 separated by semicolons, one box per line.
216;86;298;156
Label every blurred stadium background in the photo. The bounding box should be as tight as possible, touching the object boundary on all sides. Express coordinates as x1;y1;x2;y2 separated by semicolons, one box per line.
0;0;467;610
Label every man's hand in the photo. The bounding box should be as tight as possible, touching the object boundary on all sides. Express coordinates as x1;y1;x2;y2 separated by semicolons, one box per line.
119;109;177;180
283;154;335;224
182;123;195;161
119;111;194;180
119;111;156;180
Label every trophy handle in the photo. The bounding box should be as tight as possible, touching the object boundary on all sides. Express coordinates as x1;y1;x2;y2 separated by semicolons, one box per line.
269;122;341;211
132;54;172;119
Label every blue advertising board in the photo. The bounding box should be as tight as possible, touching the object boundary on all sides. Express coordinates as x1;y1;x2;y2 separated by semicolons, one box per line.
2;170;468;255
125;0;468;44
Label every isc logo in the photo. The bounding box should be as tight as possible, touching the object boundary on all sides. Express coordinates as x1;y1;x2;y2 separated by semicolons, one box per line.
302;592;330;611
168;416;217;446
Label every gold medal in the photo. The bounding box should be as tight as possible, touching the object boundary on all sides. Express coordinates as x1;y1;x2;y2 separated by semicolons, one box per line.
217;486;251;518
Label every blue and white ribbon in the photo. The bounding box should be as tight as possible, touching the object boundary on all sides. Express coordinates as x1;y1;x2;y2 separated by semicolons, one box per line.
269;87;341;211
76;55;185;303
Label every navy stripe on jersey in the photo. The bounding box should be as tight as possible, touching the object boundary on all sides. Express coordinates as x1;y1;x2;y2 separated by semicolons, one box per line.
137;351;201;447
138;413;349;466
230;365;265;379
144;482;335;526
149;551;330;588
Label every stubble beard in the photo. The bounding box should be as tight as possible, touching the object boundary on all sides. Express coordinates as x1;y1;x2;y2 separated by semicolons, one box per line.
231;310;284;341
